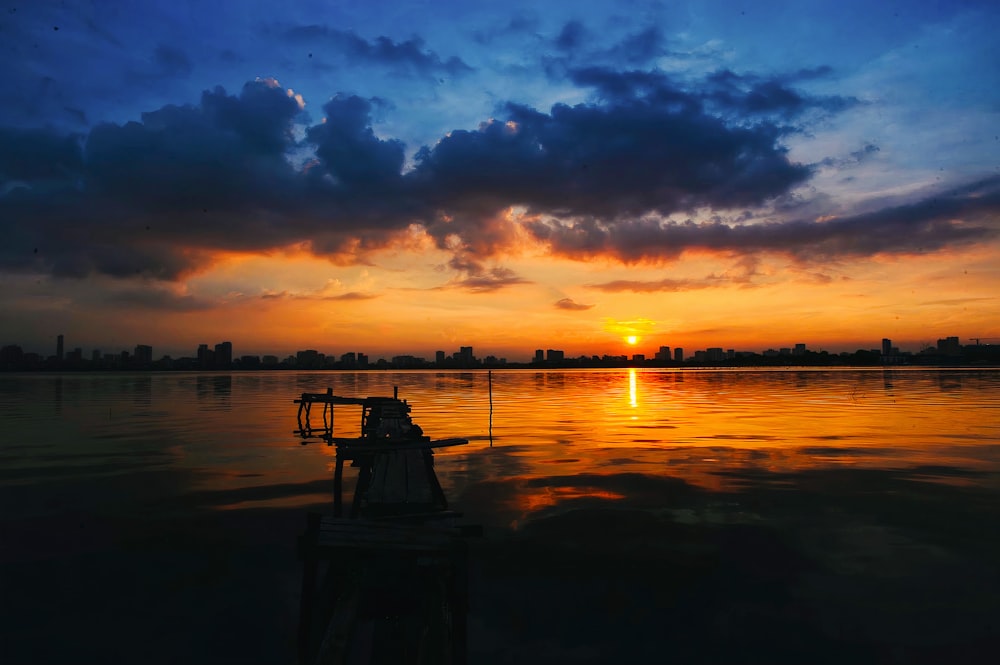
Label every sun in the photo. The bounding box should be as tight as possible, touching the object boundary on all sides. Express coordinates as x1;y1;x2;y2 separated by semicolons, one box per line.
626;335;638;345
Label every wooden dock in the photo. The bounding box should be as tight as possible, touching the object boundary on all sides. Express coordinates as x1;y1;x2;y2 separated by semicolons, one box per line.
293;390;478;665
298;515;473;665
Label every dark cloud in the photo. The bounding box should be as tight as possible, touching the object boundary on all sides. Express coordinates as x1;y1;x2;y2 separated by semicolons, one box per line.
554;297;593;310
555;20;587;51
104;286;215;311
1;80;310;278
283;25;472;77
0;127;83;181
152;44;193;78
0;71;995;285
307;95;405;188
610;26;667;64
706;68;861;118
820;143;881;169
536;178;1000;263
411;88;811;229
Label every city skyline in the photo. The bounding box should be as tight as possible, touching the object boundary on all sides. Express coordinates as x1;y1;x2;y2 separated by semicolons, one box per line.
2;2;998;355
3;331;993;369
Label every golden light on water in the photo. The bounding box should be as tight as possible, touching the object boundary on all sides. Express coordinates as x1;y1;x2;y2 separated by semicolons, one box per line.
629;368;638;409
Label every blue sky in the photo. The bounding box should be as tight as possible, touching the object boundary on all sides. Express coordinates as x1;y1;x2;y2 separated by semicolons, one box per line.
1;0;998;358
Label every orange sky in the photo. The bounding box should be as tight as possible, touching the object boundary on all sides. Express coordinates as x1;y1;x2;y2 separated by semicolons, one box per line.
12;232;996;362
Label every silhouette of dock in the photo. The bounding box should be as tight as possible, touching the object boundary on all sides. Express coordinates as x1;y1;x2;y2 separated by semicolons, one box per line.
293;389;477;664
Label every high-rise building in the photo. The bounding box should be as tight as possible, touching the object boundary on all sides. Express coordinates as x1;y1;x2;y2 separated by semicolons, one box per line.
937;336;961;355
56;334;64;361
673;347;684;362
214;341;233;368
296;349;323;369
534;349;544;363
134;345;153;367
881;338;892;356
197;344;213;369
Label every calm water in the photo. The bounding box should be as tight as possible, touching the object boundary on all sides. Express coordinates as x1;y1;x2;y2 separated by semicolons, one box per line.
3;368;1000;664
2;368;999;519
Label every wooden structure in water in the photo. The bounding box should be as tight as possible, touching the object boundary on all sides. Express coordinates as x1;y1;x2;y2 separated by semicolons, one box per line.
294;389;476;664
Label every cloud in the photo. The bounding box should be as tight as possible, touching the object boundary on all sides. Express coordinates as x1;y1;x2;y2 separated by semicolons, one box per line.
104;286;215;311
918;296;997;307
1;70;996;285
260;290;377;301
588;278;713;293
554;297;593;310
555;21;587;52
535;177;1000;263
705;68;862;118
412;93;811;224
283;25;473;77
442;257;531;293
152;44;193;78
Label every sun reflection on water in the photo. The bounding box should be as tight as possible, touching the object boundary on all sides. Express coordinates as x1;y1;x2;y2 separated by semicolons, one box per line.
629;368;637;410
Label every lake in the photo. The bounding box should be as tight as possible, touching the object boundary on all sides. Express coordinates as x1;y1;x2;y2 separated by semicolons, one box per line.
2;368;999;663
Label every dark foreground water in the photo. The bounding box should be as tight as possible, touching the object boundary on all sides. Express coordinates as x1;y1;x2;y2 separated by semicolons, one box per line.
2;369;999;663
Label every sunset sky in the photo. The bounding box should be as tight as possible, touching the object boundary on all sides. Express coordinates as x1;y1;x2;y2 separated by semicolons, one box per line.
2;0;998;361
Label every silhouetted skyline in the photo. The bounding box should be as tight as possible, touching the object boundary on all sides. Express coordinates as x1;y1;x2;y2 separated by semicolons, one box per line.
3;333;998;371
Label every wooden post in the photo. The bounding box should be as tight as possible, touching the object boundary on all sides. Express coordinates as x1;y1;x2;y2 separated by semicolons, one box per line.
297;512;321;665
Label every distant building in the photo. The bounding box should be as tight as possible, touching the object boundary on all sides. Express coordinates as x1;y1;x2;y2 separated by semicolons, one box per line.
296;349;323;369
56;334;64;361
261;355;279;368
239;355;261;369
435;350;446;365
458;346;475;366
392;355;425;369
134;345;153;367
655;346;671;362
215;341;233;368
197;344;214;369
673;347;683;363
937;336;961;355
65;348;82;365
882;338;892;356
706;347;725;362
631;354;645;363
546;349;564;362
534;349;544;363
793;343;806;356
